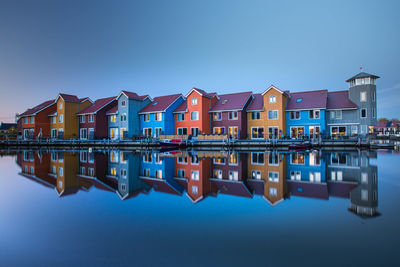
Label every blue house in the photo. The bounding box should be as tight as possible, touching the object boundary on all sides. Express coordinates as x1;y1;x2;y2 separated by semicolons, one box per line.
286;90;328;138
109;91;152;139
138;94;184;138
139;152;184;195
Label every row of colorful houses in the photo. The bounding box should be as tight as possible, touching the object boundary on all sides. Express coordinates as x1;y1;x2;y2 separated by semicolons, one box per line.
16;150;379;217
17;71;379;140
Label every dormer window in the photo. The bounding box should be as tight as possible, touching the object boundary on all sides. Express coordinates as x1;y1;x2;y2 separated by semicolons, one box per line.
191;98;198;105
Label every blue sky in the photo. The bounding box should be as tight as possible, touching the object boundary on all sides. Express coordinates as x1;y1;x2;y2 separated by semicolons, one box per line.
0;0;399;121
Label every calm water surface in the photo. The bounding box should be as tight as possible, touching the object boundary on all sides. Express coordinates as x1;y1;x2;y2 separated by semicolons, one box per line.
1;149;399;267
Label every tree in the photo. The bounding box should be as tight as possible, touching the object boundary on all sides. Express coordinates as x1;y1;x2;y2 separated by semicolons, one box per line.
378;118;389;123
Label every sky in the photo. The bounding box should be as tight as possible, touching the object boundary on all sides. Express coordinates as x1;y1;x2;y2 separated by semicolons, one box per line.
0;0;399;122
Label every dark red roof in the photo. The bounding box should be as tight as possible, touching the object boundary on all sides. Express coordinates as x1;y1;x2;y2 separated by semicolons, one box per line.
120;90;150;101
286;90;328;110
246;94;263;111
58;93;91;103
247;179;264;195
106;105;118;115
140;177;183;195
77;96;116;115
173;100;187;113
327;91;357;110
211;179;252;198
139;94;182;114
209;91;252;112
19;99;55;117
189;88;217;98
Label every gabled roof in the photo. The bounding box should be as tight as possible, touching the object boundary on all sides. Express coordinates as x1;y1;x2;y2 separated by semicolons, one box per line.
57;93;93;103
118;90;152;101
210;178;253;198
286;90;328;110
261;85;289;96
246;94;263;112
140;176;184;195
77;96;116;115
19;99;56;117
173;100;188;113
186;87;217;99
106;105;118;115
327;91;357;110
346;72;380;82
138;94;183;114
209;91;252;112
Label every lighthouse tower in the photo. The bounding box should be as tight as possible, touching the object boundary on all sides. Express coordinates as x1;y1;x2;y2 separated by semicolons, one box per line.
346;71;380;135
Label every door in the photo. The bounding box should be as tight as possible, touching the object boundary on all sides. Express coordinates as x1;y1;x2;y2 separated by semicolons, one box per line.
229;127;238;139
309;126;320;138
268;127;279;139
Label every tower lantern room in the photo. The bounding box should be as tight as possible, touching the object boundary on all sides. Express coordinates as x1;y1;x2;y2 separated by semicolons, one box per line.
346;72;380;88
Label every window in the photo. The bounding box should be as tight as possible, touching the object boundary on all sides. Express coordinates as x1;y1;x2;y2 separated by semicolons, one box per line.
109;167;117;176
309;172;321;183
121;100;126;107
268;110;278;120
88;114;94;122
177;169;185;178
177;127;188;135
213;127;225;134
296;98;302;103
191;112;199;121
59;102;62;109
143;128;152;137
229;171;238;181
192;186;198;194
24;117;28;124
269;188;277;196
79;116;85;123
155;127;162;138
121;113;127;121
120;169;127;177
269;96;276;103
290;111;300;120
80;151;88;162
360;108;367;119
361;173;368;184
330;110;342;120
58;115;63;123
290;171;301;180
251;152;264;165
229;152;238;165
331;171;343;181
88;152;94;163
88;128;94;139
309;152;320;166
291;153;305;164
213;112;222;121
213;157;226;165
268;152;279;165
155;170;162;178
361;125;368;134
59;167;63;176
88;168;94;177
191;127;199;137
309;110;320;119
177;156;188;164
143;114;150;122
177;113;184;121
143;169;150;177
80;167;86;175
30;116;34;123
360;91;367;102
121;184;126;191
51;116;56;124
143;153;153;163
361;189;368;201
191;155;199;164
110;115;116;123
331;126;346;137
372;107;376;118
191;98;197;105
191;171;199;181
228;111;238;120
251;112;260;120
268;172;279;182
155;113;162;121
331;153;346;165
80;128;87;139
251;127;264;139
214;169;223;179
251;171;261;179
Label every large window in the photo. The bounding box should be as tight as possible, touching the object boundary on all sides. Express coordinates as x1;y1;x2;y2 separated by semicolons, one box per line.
110;115;116;123
290;111;300;120
191;112;199;121
213;127;225;134
268;110;278;120
291;153;305;164
213;112;222;121
251;112;260;120
177;127;188;135
143;128;152;138
177;113;184;121
80;128;87;139
228;111;238;120
251;152;264;165
331;126;346;137
309;110;320;119
290;127;304;138
268;127;278;139
309;172;321;183
251;127;264;139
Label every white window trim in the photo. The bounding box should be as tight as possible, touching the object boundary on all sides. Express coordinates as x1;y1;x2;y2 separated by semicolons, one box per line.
251;126;264;140
251;111;261;120
228;111;238;120
190;111;199;121
360;108;367;119
251;152;265;165
213;112;222;121
268;110;279;120
177;127;188;135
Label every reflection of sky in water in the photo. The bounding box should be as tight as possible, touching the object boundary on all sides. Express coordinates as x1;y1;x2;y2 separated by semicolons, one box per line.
0;151;399;266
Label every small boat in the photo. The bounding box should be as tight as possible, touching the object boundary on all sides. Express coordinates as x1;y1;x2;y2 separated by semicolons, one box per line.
288;142;312;150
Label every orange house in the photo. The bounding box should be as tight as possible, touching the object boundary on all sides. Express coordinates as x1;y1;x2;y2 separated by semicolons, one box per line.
49;93;92;139
247;85;289;139
173;88;218;137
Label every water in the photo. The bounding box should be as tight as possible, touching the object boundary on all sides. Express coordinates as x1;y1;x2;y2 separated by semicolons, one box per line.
0;149;399;267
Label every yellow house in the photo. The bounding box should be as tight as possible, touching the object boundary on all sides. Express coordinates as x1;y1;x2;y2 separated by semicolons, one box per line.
247;85;289;139
50;93;92;139
247;151;287;206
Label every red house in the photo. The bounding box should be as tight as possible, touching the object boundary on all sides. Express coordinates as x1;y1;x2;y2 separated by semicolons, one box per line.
174;88;218;137
76;96;117;140
18;99;56;139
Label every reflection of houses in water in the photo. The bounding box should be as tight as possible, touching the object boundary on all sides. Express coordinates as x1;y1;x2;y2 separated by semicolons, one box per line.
107;150;150;200
247;151;287;205
174;152;217;203
210;153;252;198
18;151;56;188
139;152;184;195
326;151;379;217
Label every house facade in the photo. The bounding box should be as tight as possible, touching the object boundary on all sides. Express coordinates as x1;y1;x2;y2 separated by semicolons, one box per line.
112;91;152;139
77;96;117;140
247;85;289;139
286;90;328;138
139;94;184;138
18;100;56;139
174;88;218;137
209;91;252;139
49;94;92;139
